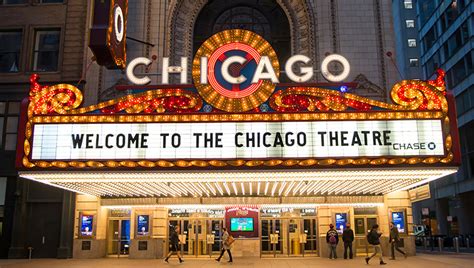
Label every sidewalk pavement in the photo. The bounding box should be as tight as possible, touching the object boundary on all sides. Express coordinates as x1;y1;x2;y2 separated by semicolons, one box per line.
0;253;473;268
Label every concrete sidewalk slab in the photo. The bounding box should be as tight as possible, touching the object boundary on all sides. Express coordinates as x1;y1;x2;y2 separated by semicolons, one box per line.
0;254;473;268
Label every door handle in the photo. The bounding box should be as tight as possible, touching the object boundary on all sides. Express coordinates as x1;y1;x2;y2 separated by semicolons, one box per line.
42;236;45;244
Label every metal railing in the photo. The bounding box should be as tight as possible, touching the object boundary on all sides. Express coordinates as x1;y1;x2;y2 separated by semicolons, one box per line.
418;235;474;253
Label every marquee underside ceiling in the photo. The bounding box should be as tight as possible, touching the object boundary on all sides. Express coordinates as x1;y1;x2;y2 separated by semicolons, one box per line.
19;168;457;199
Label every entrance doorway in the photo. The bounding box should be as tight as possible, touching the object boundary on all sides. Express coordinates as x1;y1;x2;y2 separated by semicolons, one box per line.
106;219;130;257
261;217;317;257
169;218;224;257
354;216;378;256
302;218;318;255
261;219;282;256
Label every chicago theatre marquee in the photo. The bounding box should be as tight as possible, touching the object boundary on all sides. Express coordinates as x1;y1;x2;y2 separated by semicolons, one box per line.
16;0;460;259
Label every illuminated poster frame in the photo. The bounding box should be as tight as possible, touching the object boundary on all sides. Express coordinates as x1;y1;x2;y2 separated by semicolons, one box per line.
391;210;407;234
136;214;150;237
335;212;348;234
79;213;95;238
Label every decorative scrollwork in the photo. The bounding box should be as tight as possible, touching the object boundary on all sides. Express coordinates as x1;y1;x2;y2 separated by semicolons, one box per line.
270;69;448;113
29;74;83;117
97;89;203;114
390;69;447;112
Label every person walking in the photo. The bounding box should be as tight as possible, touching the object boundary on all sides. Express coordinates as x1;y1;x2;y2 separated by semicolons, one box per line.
342;223;354;259
164;225;183;263
326;224;339;259
389;222;407;260
365;224;387;265
215;227;233;263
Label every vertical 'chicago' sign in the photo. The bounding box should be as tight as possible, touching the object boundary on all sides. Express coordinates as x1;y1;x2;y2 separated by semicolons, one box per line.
89;0;128;69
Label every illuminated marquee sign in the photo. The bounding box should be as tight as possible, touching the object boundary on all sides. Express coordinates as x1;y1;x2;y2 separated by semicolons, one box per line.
16;29;460;170
31;120;444;161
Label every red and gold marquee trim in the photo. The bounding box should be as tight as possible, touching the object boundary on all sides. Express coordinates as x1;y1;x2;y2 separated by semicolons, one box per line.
17;70;460;170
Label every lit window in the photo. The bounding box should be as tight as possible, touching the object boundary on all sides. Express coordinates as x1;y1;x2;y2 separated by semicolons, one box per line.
32;29;60;72
409;58;419;67
404;0;413;9
406;20;415;28
408;39;417;47
0;30;22;73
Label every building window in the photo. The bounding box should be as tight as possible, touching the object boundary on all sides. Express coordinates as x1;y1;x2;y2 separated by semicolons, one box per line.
460;121;474;178
408;39;417;47
455;86;474;116
404;0;413;9
409;58;419;67
422;26;437;51
418;0;438;26
424;51;440;77
0;0;26;4
446;52;474;89
405;20;415;28
0;101;20;151
443;21;470;60
0;30;22;73
441;0;468;31
37;0;64;3
32;29;60;72
213;7;271;41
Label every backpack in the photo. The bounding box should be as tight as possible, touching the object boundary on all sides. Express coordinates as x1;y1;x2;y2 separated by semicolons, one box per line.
329;234;337;244
367;230;376;245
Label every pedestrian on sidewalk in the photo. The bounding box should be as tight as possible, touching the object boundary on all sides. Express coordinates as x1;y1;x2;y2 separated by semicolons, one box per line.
365;224;387;265
215;227;234;263
389;222;407;260
343;223;354;259
326;224;339;259
164;225;183;263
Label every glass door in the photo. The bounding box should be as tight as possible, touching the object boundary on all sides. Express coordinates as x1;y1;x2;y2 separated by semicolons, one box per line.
354;216;378;256
209;220;224;256
303;218;318;255
169;219;190;257
187;219;205;256
107;219;130;257
169;218;224;257
261;219;282;257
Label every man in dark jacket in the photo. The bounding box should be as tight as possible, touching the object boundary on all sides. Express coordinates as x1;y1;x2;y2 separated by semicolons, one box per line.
390;222;407;259
326;224;339;259
342;223;354;259
365;224;386;265
164;225;183;263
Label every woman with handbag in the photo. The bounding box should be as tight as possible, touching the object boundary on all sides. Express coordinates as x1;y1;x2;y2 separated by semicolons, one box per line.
215;227;233;263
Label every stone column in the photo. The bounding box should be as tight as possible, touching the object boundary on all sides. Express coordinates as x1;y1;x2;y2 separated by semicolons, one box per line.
382;191;416;256
8;178;28;259
57;191;76;258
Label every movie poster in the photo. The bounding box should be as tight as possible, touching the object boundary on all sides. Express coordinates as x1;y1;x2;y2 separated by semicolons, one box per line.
335;213;348;234
137;215;149;236
81;215;94;236
392;212;405;233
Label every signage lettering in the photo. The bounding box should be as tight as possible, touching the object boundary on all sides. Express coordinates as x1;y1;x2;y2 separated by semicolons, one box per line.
31;120;445;161
126;54;350;86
